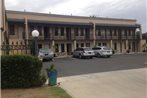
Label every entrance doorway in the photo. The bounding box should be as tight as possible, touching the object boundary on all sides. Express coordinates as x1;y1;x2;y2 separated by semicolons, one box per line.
66;43;72;55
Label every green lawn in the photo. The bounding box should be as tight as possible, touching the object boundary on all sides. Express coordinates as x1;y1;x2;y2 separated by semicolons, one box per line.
1;86;72;98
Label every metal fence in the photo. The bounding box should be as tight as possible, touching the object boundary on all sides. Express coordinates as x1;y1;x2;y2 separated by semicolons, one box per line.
1;42;32;55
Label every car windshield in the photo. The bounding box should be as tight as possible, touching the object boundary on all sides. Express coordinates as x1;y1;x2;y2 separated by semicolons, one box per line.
40;49;52;53
84;48;92;51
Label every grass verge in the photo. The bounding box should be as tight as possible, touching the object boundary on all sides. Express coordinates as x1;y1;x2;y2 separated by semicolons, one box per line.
1;86;72;98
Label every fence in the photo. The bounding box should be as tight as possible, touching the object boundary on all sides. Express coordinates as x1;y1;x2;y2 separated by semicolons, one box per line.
1;42;32;55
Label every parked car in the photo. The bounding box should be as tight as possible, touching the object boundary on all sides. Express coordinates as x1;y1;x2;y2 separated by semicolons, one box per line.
72;47;95;59
38;48;54;61
92;46;113;58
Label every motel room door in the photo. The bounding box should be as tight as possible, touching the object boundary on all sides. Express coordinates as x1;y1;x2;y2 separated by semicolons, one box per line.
66;43;72;55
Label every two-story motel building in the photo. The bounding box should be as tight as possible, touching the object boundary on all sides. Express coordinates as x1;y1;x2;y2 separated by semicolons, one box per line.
1;10;142;56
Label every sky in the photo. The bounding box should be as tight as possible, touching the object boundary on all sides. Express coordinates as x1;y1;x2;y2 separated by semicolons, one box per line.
5;0;147;33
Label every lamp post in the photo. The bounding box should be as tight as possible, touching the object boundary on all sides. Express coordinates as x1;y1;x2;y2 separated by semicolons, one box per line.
32;30;39;56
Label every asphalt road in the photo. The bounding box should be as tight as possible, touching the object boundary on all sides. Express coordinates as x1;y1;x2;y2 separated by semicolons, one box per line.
43;53;147;77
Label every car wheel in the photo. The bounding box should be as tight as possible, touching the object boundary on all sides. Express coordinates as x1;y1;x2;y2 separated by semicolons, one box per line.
96;53;101;58
107;55;111;58
79;54;83;59
90;56;93;59
72;55;76;58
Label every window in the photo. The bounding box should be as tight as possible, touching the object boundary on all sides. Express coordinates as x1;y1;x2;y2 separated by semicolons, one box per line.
55;44;59;52
103;43;107;46
76;43;79;48
110;29;112;36
75;28;79;36
29;26;35;36
98;43;101;46
114;43;117;50
128;29;131;36
114;29;117;36
98;29;101;36
55;27;58;36
9;24;15;35
61;44;65;52
61;27;64;36
37;26;42;36
81;43;84;47
80;28;84;36
125;29;127;36
86;43;90;47
38;44;42;49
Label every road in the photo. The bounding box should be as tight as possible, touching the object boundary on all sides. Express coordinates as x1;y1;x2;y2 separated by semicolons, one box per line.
43;53;147;77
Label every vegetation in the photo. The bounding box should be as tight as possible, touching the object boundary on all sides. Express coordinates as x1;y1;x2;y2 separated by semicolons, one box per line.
1;55;46;88
2;86;72;98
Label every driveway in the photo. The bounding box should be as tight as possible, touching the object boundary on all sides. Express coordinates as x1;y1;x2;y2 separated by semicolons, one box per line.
58;68;147;98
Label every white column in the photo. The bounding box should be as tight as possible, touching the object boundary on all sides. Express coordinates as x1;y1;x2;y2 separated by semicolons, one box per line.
110;40;113;49
93;22;96;47
59;43;61;53
74;40;77;49
52;40;55;52
25;17;28;44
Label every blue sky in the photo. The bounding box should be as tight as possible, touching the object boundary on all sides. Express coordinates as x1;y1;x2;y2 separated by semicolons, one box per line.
5;0;147;33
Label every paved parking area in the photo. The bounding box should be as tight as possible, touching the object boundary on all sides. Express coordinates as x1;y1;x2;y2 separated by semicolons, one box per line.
43;53;147;77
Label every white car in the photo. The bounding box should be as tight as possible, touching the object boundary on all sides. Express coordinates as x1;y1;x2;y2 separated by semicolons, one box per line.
38;48;54;61
72;47;95;59
92;46;113;58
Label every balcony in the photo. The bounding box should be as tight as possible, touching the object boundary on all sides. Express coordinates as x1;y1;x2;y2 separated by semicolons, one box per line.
75;36;85;40
53;36;66;40
112;36;119;39
96;36;105;40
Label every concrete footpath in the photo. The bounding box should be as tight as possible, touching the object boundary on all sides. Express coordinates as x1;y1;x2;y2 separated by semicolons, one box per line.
58;68;147;98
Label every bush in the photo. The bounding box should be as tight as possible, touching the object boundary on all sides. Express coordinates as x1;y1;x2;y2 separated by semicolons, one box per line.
1;55;46;88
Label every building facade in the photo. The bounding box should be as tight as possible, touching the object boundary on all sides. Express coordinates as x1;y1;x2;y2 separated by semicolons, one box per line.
2;10;142;56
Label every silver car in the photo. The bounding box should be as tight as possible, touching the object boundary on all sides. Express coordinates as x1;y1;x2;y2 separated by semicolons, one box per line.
72;47;95;59
38;48;54;61
92;46;112;58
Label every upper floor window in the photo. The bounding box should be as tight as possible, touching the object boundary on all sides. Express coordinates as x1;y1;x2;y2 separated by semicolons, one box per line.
110;29;112;36
55;27;59;36
9;24;15;35
125;29;127;36
98;28;101;36
74;28;79;36
37;26;42;36
128;29;131;36
61;27;64;36
80;28;84;36
114;29;117;36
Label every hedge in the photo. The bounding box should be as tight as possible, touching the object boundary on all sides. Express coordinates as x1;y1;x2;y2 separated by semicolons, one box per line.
1;55;46;88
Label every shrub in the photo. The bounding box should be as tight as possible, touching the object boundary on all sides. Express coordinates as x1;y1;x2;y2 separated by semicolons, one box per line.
1;55;46;88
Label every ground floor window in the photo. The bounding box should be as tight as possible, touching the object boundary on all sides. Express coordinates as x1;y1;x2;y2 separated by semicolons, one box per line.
86;43;90;47
103;43;107;46
81;43;84;47
98;43;101;46
61;44;65;52
55;44;59;52
114;43;117;50
76;43;79;48
38;44;42;49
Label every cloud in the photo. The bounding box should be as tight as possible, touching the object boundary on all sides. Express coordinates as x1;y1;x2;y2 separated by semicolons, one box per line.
5;0;147;32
